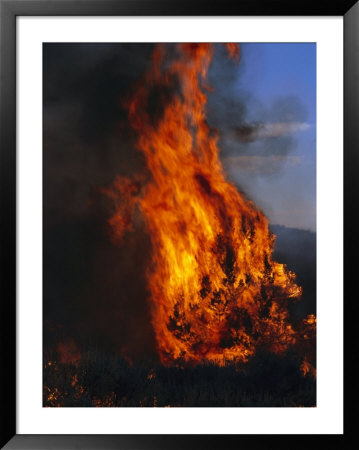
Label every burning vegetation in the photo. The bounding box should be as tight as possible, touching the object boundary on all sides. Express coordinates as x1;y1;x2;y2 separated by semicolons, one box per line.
43;348;316;407
106;43;312;366
44;43;316;407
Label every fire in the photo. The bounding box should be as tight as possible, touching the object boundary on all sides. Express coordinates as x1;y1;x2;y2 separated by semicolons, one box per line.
301;357;316;378
57;339;81;366
107;44;307;366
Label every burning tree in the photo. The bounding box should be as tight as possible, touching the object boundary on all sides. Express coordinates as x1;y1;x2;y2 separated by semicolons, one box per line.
105;43;314;368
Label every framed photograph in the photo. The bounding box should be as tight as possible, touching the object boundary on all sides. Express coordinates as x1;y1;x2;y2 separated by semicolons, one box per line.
1;1;355;448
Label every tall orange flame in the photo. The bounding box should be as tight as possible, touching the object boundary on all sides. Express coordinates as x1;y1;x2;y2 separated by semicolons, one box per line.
108;44;303;366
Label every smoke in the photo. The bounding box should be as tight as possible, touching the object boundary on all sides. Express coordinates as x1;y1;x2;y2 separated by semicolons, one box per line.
233;122;310;142
43;43;313;361
204;47;315;231
43;44;160;360
206;47;310;178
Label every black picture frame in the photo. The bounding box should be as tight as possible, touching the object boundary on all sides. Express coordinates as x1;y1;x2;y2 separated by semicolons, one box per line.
1;1;356;448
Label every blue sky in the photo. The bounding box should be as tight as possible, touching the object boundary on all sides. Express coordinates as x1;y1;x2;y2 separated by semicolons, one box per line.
212;43;316;231
239;44;316;124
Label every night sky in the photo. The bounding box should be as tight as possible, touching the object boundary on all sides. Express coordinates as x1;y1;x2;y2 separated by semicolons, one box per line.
43;43;316;358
